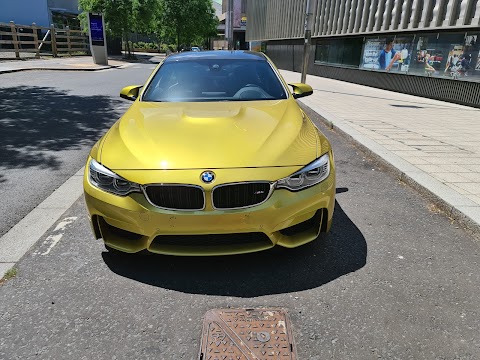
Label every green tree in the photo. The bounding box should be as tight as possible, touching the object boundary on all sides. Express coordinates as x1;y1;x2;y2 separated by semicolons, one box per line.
79;0;158;57
156;0;218;50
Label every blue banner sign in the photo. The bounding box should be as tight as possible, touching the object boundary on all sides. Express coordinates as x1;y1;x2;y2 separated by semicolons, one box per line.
89;13;104;46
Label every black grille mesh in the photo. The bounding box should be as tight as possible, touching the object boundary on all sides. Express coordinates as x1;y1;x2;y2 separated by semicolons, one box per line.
145;185;204;210
153;233;271;247
213;182;271;209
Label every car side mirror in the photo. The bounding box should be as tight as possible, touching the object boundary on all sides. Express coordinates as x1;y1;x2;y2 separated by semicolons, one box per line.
289;83;313;99
120;85;142;101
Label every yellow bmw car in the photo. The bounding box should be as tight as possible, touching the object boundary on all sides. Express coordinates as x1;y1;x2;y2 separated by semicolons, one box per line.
83;51;335;255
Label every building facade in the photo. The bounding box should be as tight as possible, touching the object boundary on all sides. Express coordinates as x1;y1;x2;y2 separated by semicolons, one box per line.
213;0;248;50
0;0;80;28
246;0;480;107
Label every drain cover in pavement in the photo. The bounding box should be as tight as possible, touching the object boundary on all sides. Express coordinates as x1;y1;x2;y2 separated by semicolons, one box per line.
199;308;296;360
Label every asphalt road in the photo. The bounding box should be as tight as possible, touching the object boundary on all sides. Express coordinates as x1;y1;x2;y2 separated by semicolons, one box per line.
0;62;156;237
1;81;479;358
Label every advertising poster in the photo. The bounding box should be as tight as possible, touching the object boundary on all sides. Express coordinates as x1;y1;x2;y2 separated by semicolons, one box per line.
360;37;412;72
249;41;262;52
410;33;480;80
411;35;443;77
89;13;104;46
233;0;242;28
461;35;480;80
317;31;479;83
360;38;383;70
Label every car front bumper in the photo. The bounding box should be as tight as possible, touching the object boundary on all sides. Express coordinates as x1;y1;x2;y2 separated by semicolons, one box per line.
83;162;335;256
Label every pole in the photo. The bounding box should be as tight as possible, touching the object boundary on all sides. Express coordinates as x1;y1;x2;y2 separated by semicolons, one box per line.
226;0;234;50
50;24;58;57
301;0;317;83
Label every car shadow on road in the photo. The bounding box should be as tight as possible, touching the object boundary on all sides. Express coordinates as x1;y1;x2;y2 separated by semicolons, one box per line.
0;86;123;170
102;200;367;297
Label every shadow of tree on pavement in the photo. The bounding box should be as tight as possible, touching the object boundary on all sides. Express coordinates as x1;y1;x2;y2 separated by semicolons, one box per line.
0;86;124;170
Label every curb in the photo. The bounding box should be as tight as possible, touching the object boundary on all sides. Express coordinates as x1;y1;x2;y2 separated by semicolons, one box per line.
0;64;123;75
299;102;480;237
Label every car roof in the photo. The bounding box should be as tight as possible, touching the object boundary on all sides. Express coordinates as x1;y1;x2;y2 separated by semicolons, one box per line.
165;50;267;63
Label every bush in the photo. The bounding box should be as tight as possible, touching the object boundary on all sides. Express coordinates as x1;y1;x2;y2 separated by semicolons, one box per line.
132;41;159;50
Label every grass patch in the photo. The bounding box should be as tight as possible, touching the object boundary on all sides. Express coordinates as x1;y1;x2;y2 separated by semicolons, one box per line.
0;267;17;285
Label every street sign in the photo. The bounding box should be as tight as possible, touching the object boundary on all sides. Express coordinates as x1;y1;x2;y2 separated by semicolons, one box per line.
89;14;104;46
88;13;108;65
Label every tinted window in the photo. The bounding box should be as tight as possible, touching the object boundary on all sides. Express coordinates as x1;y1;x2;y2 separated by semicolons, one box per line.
142;59;288;102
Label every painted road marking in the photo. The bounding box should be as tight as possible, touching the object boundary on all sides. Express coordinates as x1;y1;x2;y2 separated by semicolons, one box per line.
0;168;84;278
53;217;77;232
33;217;78;256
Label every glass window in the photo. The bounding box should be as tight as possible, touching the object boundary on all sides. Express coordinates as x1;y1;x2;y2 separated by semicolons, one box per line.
444;32;480;82
142;59;288;102
314;31;480;83
464;32;480;81
327;40;341;64
342;38;363;67
315;40;330;63
409;32;480;82
314;38;362;67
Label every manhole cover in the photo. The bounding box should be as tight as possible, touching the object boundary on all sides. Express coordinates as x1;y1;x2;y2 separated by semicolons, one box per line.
198;308;296;360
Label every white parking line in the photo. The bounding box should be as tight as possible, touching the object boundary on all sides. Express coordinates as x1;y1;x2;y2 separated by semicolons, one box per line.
0;168;84;278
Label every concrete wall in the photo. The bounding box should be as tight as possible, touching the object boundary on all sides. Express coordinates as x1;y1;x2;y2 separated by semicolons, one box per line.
247;0;480;41
0;0;50;27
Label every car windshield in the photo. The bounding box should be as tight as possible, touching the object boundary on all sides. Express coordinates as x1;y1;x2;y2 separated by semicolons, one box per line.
142;58;288;102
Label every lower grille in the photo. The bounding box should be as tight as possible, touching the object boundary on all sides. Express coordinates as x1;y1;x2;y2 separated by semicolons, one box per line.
144;185;204;210
212;182;272;209
152;232;271;247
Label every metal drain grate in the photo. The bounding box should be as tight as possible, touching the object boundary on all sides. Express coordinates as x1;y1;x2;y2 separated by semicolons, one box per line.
199;308;296;359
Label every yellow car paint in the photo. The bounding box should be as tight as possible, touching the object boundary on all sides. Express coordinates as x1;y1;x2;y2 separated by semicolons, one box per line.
83;51;336;255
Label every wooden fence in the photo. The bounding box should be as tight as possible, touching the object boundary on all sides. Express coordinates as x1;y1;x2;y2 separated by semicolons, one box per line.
0;21;90;58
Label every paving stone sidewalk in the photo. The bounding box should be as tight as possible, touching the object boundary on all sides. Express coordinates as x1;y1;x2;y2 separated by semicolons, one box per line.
280;69;480;230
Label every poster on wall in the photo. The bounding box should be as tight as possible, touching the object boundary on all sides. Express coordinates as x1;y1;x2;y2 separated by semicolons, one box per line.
317;31;480;83
411;33;480;81
411;35;443;77
360;38;383;70
233;0;242;27
360;37;412;72
249;41;262;52
442;41;469;79
461;35;479;80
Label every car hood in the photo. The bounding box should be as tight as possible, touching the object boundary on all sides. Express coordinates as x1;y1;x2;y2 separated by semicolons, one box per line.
100;99;319;170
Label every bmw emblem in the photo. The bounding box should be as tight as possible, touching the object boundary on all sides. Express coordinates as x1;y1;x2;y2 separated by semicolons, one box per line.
201;171;215;184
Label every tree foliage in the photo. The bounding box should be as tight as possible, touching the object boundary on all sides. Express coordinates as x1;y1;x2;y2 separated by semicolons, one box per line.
155;0;218;49
79;0;218;54
79;0;157;56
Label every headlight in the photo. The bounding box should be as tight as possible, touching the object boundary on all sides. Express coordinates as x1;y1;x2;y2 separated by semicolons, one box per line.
88;159;141;196
276;152;330;191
